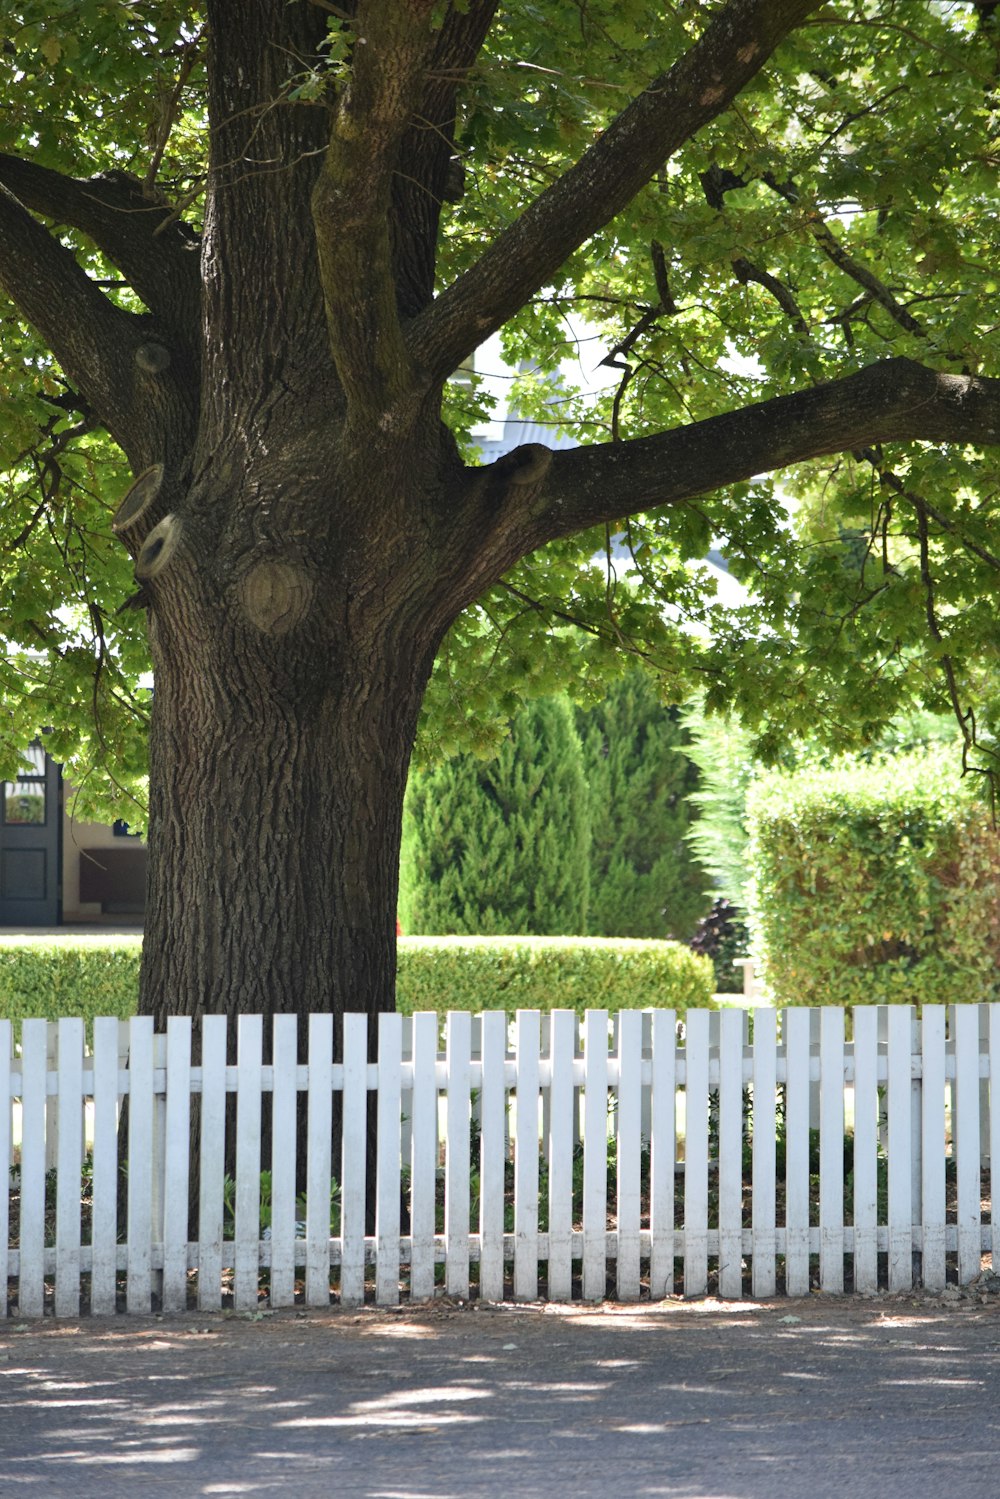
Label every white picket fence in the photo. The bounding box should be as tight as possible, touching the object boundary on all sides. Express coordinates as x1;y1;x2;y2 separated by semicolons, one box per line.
2;1005;998;1317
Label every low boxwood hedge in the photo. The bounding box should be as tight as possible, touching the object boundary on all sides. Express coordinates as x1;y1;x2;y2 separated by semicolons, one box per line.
0;937;142;1038
0;934;715;1033
395;936;716;1017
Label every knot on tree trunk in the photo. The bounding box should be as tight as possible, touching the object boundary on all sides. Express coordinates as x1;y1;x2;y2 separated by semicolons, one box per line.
238;558;315;635
493;442;552;488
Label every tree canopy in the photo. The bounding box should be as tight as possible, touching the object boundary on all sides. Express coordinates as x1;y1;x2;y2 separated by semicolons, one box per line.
2;0;1000;1021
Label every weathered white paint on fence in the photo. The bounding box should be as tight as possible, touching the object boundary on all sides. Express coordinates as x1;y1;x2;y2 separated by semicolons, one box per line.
340;1011;368;1307
751;1006;777;1299
374;1011;402;1306
782;1007;810;1296
305;1013;332;1307
478;1010;506;1302
513;1009;540;1302
269;1013;299;1308
852;1005;878;1295
921;1005;947;1291
2;1004;998;1316
647;1008;675;1300
546;1007;575;1300
197;1014;226;1312
616;1009;642;1300
581;1009;607;1301
0;1020;10;1316
954;1004;982;1284
445;1010;471;1299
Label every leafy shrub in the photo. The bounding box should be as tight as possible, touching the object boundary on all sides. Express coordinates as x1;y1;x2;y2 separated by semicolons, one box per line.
396;936;716;1017
747;750;1000;1006
688;897;750;993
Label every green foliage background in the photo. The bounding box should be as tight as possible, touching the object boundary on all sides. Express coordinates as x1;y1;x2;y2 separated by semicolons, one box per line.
4;4;1000;811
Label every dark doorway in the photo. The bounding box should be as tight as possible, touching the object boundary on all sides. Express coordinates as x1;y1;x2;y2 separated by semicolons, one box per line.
0;744;61;925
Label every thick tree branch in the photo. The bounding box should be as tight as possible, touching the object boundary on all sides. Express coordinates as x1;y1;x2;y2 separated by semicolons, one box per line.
407;0;821;384
389;0;500;319
312;0;437;408
0;155;201;358
0;183;193;465
525;360;1000;546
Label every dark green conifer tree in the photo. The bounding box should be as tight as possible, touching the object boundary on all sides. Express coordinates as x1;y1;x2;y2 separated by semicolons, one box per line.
578;672;706;940
401;695;590;935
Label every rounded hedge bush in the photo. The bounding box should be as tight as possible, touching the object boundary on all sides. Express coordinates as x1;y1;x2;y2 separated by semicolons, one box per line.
747;750;1000;1006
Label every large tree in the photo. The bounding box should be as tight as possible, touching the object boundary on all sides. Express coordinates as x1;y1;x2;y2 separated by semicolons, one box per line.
3;1;1000;1032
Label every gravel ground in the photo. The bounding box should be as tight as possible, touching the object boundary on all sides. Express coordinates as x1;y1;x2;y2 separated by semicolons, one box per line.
2;1288;1000;1498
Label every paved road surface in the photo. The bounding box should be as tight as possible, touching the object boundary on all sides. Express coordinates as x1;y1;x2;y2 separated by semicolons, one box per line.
2;1294;999;1498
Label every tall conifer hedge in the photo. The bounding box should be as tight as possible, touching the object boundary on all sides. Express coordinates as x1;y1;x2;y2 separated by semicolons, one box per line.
577;673;706;939
400;695;590;935
401;677;709;939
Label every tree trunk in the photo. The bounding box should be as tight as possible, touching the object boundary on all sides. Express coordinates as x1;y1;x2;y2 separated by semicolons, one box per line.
141;608;434;1037
137;437;448;1048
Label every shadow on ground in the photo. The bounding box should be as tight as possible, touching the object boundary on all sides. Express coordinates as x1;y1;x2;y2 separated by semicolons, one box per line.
2;1294;999;1498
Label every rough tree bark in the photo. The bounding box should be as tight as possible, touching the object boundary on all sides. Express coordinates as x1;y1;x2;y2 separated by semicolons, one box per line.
2;0;1000;1050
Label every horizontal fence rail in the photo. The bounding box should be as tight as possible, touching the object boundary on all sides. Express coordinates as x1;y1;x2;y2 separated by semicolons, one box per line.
2;1006;998;1316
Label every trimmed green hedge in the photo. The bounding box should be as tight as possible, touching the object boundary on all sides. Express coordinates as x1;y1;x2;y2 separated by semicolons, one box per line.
0;938;141;1036
0;935;716;1028
747;751;1000;1007
396;936;717;1016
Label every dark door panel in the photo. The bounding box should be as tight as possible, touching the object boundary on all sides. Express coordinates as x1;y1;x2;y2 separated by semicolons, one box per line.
0;744;61;925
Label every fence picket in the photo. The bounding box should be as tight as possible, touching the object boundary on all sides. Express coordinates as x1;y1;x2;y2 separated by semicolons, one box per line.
546;1010;576;1301
751;1007;777;1298
305;1014;333;1307
375;1012;403;1305
125;1017;154;1313
718;1009;744;1299
683;1009;710;1297
197;1016;228;1312
991;1006;1000;1275
921;1006;947;1291
783;1008;811;1297
513;1011;540;1301
581;1010;609;1301
268;1014;299;1308
409;1012;439;1301
616;1010;642;1300
89;1017;120;1314
234;1016;263;1310
886;1006;913;1291
18;1020;47;1318
445;1011;472;1299
477;1011;506;1302
0;1021;10;1316
953;1004;982;1284
648;1010;676;1299
851;1008;879;1295
340;1011;368;1307
819;1007;845;1293
161;1017;192;1314
54;1018;84;1317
